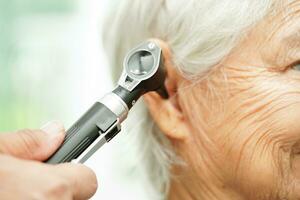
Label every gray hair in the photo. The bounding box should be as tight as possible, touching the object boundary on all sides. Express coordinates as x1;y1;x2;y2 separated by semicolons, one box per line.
103;0;274;198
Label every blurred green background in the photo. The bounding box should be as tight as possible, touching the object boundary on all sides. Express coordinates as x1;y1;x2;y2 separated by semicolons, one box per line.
0;1;152;199
0;0;112;131
0;0;75;130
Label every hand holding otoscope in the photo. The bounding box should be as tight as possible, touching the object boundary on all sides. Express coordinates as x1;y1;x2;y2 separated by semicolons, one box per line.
0;40;167;199
46;41;168;164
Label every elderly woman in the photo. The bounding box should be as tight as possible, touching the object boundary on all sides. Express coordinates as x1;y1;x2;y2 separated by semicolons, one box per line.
103;0;300;199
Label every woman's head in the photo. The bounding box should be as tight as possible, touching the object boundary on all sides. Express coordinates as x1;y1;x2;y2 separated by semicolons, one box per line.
104;0;300;199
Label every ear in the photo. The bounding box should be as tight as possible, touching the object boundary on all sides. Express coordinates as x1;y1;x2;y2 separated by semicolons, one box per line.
143;39;190;140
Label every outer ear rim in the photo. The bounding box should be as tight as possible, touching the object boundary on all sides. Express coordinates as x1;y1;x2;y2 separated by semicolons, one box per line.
143;39;190;140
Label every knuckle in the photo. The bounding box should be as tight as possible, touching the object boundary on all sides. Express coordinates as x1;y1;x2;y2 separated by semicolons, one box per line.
46;178;72;197
17;129;43;157
90;170;98;189
81;165;98;194
91;178;98;194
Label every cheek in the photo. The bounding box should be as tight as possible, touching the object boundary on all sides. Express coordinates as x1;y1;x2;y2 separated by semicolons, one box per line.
178;66;300;198
215;73;300;198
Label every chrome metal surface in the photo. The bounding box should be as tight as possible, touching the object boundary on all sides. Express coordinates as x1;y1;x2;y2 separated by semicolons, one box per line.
99;92;129;123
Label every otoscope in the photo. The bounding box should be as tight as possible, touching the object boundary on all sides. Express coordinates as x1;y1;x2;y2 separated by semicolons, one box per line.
46;41;167;164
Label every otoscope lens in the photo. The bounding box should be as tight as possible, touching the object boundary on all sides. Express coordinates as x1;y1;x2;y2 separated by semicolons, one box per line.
128;50;154;76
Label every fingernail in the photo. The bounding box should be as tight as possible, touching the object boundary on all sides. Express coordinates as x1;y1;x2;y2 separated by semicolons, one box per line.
41;121;64;137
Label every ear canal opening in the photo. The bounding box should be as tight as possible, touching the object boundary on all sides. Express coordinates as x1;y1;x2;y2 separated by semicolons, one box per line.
156;84;169;99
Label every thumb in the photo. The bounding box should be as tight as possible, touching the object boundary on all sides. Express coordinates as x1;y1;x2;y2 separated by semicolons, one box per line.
51;163;98;200
0;121;65;161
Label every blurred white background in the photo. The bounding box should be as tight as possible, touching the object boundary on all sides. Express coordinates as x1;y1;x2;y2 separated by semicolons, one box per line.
0;0;151;199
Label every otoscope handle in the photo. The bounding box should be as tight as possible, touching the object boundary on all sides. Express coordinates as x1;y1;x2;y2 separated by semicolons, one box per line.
46;40;166;164
46;102;119;164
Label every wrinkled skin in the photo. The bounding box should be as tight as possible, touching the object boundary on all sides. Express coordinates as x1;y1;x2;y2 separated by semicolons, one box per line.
146;1;300;200
174;1;300;200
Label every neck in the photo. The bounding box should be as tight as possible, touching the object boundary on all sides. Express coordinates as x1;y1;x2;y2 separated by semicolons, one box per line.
168;166;244;200
167;139;244;200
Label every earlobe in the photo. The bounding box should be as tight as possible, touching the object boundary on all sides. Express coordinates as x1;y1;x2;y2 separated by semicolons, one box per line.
143;92;189;140
143;39;190;140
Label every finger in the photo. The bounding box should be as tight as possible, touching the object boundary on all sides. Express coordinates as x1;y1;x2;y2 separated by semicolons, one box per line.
0;121;65;161
52;163;98;200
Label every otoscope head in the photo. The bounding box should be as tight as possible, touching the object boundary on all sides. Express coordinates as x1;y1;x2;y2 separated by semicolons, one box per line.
113;41;167;109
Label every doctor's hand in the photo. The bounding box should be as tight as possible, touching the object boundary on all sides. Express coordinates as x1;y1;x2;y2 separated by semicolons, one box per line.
0;121;98;200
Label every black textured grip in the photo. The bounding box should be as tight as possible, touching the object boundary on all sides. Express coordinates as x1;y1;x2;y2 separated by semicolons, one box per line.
46;102;118;164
